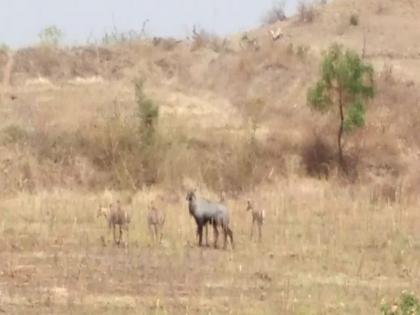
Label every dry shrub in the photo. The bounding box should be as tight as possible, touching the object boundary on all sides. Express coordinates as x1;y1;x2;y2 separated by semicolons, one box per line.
191;27;224;52
0;50;8;81
14;47;64;79
261;1;287;25
152;37;181;51
12;45;136;82
297;1;316;23
370;179;401;204
301;135;334;178
380;63;395;84
349;14;359;26
0;124;30;145
376;3;387;14
0;112;279;193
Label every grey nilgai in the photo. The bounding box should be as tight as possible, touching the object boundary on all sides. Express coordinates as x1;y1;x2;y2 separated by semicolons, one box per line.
186;190;234;249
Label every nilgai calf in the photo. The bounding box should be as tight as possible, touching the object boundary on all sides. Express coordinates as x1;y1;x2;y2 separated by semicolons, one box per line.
186;190;234;249
147;201;165;244
246;200;265;241
97;200;131;246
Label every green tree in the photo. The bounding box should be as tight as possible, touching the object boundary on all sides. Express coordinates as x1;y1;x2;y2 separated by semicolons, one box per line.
307;44;374;170
135;79;159;146
39;25;63;47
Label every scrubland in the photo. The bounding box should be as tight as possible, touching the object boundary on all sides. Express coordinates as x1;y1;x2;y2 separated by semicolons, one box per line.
1;0;420;313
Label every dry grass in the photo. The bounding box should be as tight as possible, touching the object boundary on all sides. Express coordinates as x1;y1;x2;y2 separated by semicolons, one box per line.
1;178;420;314
1;1;420;313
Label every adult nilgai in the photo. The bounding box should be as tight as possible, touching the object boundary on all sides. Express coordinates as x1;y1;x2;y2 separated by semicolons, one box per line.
186;190;234;249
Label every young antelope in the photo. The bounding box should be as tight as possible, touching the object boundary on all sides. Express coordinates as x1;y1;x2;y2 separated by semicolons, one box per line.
97;200;131;246
246;200;265;241
147;202;165;244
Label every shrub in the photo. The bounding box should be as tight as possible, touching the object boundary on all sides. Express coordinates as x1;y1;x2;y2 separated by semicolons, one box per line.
135;79;159;146
191;26;224;52
39;25;64;47
381;291;420;315
0;43;9;53
350;14;359;26
262;1;287;25
301;135;334;178
296;45;310;59
298;1;315;23
101;29;142;45
0;125;30;145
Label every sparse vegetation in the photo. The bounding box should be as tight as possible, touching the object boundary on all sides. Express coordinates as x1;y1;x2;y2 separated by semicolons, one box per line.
350;13;359;26
297;1;316;23
101;28;143;45
1;0;420;313
381;291;420;315
307;44;374;171
38;25;64;47
0;43;9;52
135;79;159;146
296;44;310;59
262;1;287;25
191;25;225;52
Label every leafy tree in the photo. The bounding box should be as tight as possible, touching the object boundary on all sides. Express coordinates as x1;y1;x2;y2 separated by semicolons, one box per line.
307;44;374;170
39;25;63;47
135;79;159;146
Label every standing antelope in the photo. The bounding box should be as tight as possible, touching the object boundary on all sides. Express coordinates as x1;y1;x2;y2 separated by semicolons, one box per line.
186;190;234;249
147;201;165;244
246;200;265;241
200;191;226;246
97;200;131;246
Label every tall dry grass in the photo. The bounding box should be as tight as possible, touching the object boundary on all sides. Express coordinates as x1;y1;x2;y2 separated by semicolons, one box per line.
1;176;419;313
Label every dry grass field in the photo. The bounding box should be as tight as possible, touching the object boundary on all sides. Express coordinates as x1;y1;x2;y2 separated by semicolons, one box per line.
1;0;420;314
1;181;420;314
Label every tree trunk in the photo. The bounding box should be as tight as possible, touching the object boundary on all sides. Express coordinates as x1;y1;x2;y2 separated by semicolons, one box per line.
338;88;345;171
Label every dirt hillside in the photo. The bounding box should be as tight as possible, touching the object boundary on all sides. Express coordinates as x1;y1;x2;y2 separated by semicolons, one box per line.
0;0;419;194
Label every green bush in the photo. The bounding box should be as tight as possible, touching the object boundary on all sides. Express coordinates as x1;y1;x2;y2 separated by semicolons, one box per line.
135;79;159;146
0;125;30;145
39;25;64;47
381;291;420;315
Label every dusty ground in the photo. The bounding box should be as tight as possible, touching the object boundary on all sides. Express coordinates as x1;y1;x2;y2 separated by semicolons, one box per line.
1;180;420;314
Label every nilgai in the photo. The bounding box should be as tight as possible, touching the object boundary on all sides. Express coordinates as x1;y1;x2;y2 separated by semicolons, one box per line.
199;191;226;246
147;201;165;244
186;190;234;249
246;200;265;241
97;200;131;246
